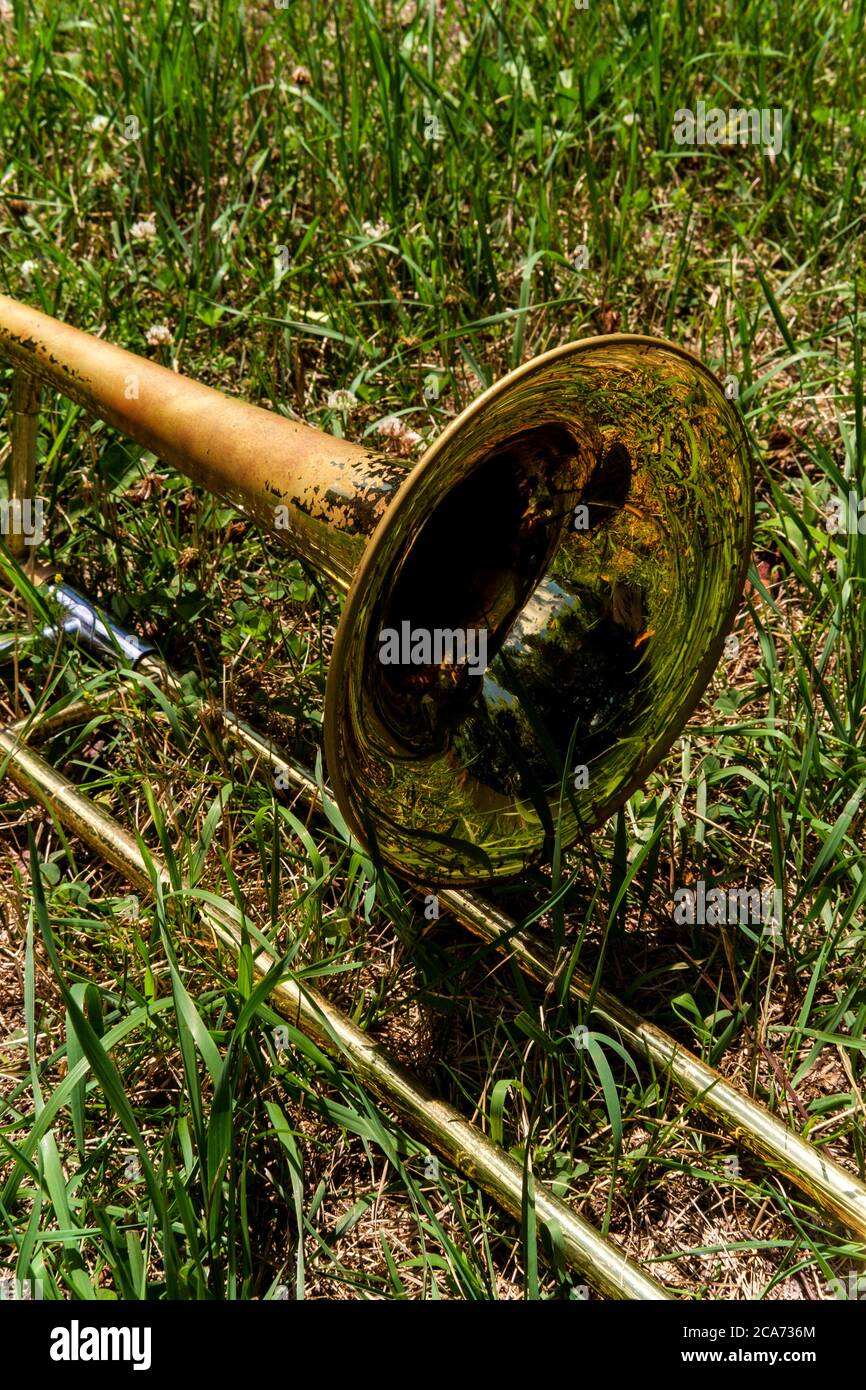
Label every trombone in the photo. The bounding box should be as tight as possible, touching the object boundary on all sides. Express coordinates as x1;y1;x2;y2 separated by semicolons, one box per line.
1;293;863;1297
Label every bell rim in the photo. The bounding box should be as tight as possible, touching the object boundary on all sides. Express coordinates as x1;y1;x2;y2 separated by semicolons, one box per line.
324;332;754;883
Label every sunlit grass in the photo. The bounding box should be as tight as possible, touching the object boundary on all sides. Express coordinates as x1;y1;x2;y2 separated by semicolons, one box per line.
0;0;864;1301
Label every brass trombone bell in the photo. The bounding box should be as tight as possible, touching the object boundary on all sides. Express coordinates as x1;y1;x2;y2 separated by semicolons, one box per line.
0;296;753;883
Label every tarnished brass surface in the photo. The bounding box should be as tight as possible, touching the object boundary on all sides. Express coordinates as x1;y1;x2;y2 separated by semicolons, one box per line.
0;295;753;883
0;722;670;1301
0;295;403;589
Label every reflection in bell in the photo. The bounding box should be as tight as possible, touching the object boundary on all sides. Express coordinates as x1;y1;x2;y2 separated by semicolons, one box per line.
607;580;644;638
336;340;752;882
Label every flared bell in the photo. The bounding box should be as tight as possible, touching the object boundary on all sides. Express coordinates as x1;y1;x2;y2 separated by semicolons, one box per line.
326;337;752;883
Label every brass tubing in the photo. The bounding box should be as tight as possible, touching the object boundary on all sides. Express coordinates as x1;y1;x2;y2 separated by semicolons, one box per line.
442;889;866;1243
25;641;866;1245
201;702;866;1243
0;725;671;1300
9;696;108;740
123;661;863;1244
0;295;404;589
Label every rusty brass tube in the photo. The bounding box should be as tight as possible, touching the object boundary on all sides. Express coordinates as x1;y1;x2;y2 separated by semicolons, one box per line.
0;295;403;589
0;723;670;1301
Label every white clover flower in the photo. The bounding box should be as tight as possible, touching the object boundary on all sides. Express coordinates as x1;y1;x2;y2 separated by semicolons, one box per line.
376;415;403;438
376;415;422;448
361;218;389;239
326;389;357;413
145;323;172;346
20;259;39;281
90;114;110;134
130;216;157;242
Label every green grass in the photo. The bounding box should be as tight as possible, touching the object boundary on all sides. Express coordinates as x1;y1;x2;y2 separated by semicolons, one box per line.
0;0;865;1300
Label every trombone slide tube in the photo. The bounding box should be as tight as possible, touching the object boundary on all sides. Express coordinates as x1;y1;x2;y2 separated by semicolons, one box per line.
0;724;670;1301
